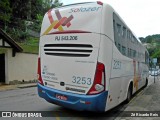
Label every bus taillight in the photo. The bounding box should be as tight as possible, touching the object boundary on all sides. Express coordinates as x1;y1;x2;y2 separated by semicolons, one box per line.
37;57;44;85
87;62;105;95
97;1;103;5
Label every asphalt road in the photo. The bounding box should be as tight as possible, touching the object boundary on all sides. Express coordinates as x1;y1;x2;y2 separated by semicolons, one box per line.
0;87;125;120
0;75;157;120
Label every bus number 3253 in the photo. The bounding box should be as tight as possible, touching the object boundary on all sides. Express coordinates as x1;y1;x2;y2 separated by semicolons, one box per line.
72;76;92;85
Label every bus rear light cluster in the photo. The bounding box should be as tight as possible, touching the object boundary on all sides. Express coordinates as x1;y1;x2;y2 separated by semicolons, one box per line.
87;62;105;95
97;1;103;5
37;57;44;85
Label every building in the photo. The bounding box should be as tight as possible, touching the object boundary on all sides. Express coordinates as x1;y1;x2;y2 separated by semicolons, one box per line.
0;29;37;84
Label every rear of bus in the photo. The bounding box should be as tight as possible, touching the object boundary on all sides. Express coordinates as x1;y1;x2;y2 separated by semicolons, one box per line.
37;2;108;111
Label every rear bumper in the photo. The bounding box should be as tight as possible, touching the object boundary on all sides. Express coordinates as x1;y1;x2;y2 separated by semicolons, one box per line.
38;83;108;112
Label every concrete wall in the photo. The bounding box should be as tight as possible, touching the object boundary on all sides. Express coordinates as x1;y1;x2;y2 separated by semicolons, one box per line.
5;49;38;84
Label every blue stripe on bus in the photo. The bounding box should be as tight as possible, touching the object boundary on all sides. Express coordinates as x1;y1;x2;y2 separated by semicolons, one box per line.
38;83;108;112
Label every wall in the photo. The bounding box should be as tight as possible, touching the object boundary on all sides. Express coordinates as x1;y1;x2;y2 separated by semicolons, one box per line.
5;49;38;84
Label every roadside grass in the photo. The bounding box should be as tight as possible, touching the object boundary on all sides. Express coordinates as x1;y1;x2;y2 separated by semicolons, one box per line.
0;37;39;54
18;37;39;54
25;37;40;46
18;44;39;54
0;48;7;54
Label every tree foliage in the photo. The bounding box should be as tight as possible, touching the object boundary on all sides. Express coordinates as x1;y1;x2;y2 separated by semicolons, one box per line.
0;0;63;42
10;0;31;20
141;34;160;43
0;0;12;23
51;0;63;8
140;34;160;59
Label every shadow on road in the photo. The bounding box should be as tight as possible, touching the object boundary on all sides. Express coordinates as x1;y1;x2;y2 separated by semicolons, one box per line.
42;84;148;119
42;101;127;119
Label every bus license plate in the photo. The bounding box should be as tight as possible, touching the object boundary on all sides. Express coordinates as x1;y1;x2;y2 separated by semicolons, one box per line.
56;94;67;101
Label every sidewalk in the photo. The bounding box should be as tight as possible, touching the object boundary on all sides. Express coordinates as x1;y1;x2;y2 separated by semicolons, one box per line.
0;83;37;92
116;76;160;120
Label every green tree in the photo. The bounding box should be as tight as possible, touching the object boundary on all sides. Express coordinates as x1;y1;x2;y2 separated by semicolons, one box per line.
0;0;12;30
145;35;153;43
152;49;160;58
51;0;63;8
42;0;63;12
30;0;63;32
10;0;31;20
139;37;145;43
31;0;43;19
0;0;63;42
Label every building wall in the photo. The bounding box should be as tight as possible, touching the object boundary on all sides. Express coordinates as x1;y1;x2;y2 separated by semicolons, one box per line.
5;49;38;84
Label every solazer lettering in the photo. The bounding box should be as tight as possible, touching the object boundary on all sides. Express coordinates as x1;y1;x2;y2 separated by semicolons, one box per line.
69;7;101;13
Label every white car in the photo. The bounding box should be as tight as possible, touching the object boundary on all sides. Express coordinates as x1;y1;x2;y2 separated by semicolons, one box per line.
151;69;158;76
158;69;160;74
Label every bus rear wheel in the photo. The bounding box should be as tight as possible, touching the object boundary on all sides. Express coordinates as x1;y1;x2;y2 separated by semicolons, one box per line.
126;84;132;103
144;78;148;87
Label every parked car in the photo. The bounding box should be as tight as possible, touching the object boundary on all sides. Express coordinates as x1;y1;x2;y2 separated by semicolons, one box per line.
158;69;160;74
149;68;154;75
151;69;158;76
149;70;152;75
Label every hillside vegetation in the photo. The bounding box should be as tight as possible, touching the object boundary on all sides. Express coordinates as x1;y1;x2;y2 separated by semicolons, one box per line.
139;34;160;59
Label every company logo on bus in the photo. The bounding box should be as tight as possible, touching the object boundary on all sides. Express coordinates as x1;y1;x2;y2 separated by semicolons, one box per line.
69;7;101;13
42;9;74;35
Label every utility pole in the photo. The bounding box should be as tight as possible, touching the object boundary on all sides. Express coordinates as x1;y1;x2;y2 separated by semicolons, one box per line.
154;63;156;83
153;58;157;83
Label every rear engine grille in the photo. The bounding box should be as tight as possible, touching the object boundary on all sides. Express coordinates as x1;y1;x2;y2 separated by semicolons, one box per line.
44;44;93;57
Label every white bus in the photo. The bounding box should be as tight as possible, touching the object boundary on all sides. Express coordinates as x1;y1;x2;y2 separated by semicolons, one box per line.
37;1;149;112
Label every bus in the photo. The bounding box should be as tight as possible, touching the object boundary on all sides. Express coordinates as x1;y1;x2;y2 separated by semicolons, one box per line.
37;1;149;112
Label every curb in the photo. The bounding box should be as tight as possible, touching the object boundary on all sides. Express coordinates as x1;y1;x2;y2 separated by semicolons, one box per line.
17;84;37;88
0;83;37;92
115;77;160;120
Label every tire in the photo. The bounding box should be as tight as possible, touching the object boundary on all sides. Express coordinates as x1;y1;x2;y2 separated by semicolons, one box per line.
126;84;132;103
144;79;148;87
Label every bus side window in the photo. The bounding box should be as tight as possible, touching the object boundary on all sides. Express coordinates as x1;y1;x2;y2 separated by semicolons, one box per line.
115;42;117;46
130;48;132;57
122;27;126;38
127;30;129;39
133;50;136;58
122;46;126;55
117;24;121;36
118;43;121;52
128;48;130;57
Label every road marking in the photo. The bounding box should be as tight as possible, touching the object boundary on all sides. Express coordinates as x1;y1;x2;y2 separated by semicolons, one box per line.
55;113;60;120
